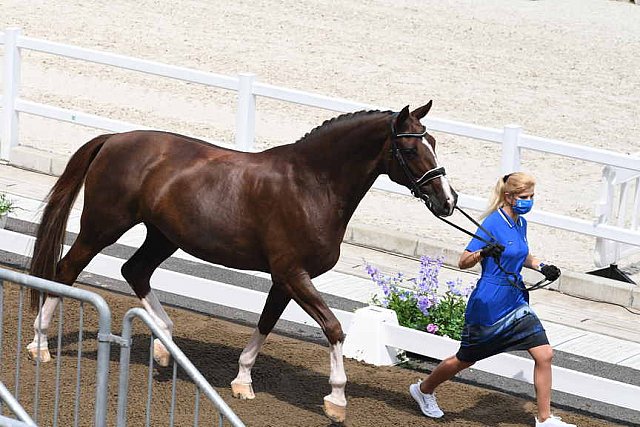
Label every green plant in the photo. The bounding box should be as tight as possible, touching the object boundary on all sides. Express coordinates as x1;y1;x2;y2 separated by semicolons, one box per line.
366;256;476;341
0;193;16;215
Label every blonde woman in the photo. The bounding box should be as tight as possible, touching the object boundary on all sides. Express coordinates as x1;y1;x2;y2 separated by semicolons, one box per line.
409;172;572;427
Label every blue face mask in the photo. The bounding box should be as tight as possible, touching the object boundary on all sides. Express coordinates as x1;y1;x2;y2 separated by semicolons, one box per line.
513;198;533;215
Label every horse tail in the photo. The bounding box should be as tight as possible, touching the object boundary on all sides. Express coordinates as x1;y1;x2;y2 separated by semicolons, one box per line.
29;134;112;311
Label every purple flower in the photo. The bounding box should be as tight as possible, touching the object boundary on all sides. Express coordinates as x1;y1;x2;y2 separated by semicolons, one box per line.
426;323;439;334
398;289;412;302
417;255;444;294
365;263;379;279
381;283;391;298
417;295;432;316
447;279;464;296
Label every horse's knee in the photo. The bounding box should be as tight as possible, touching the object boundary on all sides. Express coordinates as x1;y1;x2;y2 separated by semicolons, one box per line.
324;318;344;344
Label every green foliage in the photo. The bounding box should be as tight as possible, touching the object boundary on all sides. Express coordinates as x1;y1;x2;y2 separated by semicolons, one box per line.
0;193;16;215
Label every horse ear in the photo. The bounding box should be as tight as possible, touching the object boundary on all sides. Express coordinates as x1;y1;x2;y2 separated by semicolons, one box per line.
411;100;433;120
395;105;411;128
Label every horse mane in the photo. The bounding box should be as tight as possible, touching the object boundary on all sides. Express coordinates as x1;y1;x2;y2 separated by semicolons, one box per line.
295;109;394;145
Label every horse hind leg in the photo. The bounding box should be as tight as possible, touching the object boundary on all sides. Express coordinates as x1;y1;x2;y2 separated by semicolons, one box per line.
28;228;127;362
231;284;291;400
120;224;178;367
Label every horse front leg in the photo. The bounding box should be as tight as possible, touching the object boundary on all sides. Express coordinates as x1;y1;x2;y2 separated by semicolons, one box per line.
27;296;60;362
326;341;347;420
231;284;290;399
285;271;347;423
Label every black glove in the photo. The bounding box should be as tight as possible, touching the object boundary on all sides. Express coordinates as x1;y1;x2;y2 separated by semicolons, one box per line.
540;264;561;281
480;243;505;261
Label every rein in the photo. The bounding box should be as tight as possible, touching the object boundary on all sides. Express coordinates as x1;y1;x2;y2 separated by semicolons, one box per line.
436;206;554;291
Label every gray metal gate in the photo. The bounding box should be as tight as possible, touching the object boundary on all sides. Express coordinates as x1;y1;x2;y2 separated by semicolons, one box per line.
0;267;245;427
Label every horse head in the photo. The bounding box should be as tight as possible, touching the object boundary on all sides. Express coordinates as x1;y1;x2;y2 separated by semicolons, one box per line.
387;101;457;217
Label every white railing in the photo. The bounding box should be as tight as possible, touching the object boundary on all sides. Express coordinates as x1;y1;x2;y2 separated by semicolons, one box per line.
594;157;640;268
1;27;640;254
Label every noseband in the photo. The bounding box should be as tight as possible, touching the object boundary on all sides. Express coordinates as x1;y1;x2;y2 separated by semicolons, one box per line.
390;118;446;211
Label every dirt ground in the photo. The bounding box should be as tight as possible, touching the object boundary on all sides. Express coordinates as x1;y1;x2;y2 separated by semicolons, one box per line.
0;280;626;427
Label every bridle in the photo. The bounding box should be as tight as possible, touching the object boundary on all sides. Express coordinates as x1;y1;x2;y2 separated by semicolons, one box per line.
389;118;446;213
389;114;554;292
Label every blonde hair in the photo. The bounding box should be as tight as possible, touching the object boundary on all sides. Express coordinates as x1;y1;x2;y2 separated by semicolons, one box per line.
481;172;536;218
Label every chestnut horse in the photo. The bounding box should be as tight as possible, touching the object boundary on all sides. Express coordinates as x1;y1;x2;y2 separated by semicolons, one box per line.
27;102;456;422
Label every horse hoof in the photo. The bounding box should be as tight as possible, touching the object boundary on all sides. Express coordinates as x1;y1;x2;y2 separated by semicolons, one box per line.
27;346;51;363
153;340;171;367
323;399;346;424
231;381;255;399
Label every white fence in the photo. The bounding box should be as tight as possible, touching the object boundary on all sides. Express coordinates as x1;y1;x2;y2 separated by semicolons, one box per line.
1;28;640;256
594;157;640;269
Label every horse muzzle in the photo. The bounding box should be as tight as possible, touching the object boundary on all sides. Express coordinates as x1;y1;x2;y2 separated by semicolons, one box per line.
420;182;457;217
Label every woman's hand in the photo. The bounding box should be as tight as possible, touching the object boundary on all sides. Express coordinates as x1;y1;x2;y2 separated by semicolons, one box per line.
540;264;561;281
480;243;504;261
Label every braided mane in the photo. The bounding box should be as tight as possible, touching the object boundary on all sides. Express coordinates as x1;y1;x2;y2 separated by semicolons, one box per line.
295;109;393;144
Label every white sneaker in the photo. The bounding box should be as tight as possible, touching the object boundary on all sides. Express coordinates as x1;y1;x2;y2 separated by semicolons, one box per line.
409;381;444;418
535;414;577;427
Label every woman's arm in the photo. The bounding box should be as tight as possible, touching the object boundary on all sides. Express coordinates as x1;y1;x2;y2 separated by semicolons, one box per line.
524;253;542;271
458;250;482;269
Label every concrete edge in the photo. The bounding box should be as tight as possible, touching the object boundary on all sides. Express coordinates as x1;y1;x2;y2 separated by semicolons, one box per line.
345;223;638;309
9;146;68;176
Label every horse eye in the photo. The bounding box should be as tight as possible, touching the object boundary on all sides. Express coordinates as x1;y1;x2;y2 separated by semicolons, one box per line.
402;148;418;158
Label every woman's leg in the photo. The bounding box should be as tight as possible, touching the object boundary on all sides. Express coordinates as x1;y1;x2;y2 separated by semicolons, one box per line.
421;355;475;393
528;344;553;421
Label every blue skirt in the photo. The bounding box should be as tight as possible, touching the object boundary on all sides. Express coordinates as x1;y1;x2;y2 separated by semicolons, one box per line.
456;304;549;363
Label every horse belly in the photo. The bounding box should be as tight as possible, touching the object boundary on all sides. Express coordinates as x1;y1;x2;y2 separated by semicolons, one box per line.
178;237;270;273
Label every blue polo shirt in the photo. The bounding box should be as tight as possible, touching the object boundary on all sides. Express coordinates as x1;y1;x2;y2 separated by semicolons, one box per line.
464;208;529;325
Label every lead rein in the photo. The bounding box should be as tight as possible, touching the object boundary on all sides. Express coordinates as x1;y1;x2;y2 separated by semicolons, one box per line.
434;205;554;291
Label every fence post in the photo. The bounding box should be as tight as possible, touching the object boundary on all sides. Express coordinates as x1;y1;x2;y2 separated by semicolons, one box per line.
1;27;21;161
501;124;522;174
343;306;400;366
235;73;256;152
94;307;114;427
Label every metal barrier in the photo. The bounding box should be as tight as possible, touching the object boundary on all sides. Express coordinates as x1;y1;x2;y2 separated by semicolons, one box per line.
0;268;112;426
0;267;245;427
0;381;36;426
116;308;245;427
591;157;640;283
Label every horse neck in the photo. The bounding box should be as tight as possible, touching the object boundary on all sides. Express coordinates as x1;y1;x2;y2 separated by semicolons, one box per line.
296;115;390;213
